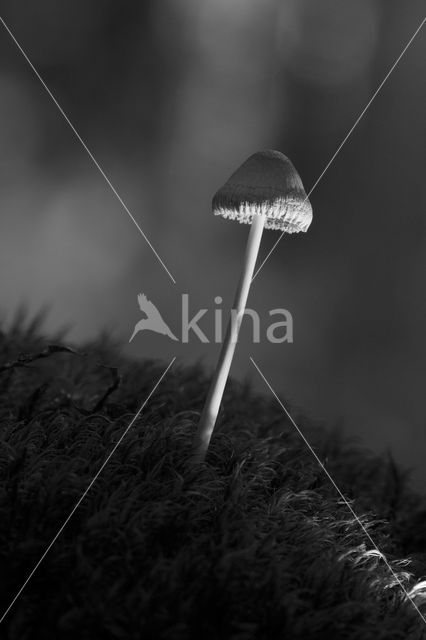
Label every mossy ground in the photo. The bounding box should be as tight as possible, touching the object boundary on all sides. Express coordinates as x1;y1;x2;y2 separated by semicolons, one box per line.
0;312;426;639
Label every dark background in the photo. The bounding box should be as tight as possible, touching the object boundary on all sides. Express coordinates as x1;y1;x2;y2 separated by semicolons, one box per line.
1;1;425;492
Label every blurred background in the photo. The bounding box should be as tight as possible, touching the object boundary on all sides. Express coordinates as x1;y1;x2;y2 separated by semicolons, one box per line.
1;1;425;492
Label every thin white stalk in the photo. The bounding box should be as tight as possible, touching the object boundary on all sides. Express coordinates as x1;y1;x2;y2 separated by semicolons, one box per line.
190;213;266;463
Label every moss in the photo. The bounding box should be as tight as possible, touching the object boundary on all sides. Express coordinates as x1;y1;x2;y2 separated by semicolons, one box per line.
0;315;425;639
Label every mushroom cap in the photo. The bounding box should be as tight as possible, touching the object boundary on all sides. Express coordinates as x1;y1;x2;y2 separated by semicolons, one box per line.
212;150;313;233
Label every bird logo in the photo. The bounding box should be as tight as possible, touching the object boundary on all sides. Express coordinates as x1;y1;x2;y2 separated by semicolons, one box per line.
129;293;178;343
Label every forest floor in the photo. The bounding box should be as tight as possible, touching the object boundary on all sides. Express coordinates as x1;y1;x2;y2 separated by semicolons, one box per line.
0;314;426;639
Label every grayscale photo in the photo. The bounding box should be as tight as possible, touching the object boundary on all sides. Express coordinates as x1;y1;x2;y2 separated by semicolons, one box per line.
0;2;425;638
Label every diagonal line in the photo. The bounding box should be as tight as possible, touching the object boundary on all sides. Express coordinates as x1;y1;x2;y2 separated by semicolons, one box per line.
0;356;176;625
250;356;426;626
252;15;426;283
0;16;176;285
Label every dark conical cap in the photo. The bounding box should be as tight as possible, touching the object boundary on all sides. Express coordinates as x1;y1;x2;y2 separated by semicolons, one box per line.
212;150;313;233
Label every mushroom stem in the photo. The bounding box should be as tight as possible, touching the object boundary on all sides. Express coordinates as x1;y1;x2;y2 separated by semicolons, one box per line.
190;212;266;463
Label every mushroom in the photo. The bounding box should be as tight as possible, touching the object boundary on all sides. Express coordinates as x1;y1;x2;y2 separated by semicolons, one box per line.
190;150;313;464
